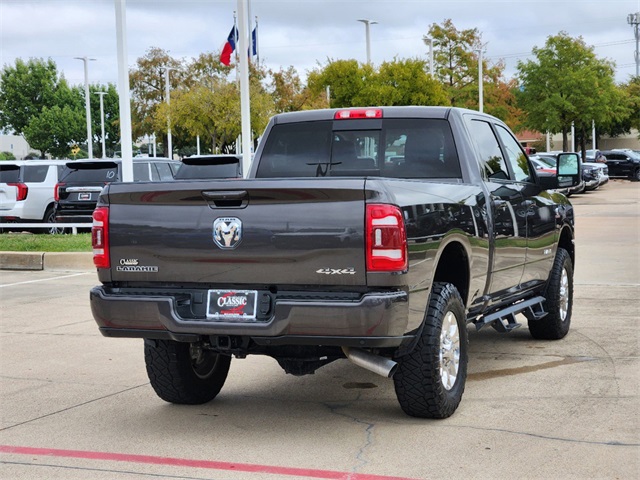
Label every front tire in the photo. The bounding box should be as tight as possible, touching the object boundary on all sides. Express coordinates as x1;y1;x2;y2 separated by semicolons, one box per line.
528;248;573;340
144;339;231;404
393;282;468;419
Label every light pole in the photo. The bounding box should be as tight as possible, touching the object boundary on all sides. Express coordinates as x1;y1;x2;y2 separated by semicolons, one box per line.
74;56;96;158
164;66;177;159
475;49;484;113
424;37;434;76
357;19;377;64
94;91;107;158
628;12;640;77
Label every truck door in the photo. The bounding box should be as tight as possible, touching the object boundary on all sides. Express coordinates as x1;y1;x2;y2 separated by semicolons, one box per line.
466;118;527;298
493;125;555;288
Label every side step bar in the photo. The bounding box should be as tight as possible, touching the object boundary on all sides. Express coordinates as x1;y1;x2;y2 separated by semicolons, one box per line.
475;296;548;333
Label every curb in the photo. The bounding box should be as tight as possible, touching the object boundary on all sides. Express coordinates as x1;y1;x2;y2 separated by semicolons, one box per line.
0;251;94;271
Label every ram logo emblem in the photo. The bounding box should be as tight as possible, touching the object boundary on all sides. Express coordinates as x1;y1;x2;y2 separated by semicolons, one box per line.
213;217;242;249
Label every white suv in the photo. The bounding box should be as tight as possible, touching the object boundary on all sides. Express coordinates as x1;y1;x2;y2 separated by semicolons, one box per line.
0;160;68;233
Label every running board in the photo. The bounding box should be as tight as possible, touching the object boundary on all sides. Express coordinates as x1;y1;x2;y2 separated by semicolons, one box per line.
475;296;547;333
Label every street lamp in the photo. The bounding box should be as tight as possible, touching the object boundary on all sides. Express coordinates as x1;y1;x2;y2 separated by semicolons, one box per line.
424;37;434;76
357;19;377;64
94;91;107;158
628;12;640;77
74;56;96;158
475;48;484;113
164;66;178;159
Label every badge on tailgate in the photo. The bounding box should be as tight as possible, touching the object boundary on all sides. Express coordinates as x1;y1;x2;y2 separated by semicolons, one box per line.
213;217;242;249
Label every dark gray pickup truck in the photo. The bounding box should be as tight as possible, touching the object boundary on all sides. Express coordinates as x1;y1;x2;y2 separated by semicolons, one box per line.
90;107;581;418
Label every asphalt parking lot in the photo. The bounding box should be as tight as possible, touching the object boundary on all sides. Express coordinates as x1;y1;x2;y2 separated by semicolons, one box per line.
1;180;638;480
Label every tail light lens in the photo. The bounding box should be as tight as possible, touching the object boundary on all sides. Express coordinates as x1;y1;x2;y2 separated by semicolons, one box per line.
54;182;65;202
366;204;407;272
334;108;383;119
8;183;28;201
92;207;110;268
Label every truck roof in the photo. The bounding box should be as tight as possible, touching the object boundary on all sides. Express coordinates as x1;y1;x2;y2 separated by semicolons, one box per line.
270;106;487;124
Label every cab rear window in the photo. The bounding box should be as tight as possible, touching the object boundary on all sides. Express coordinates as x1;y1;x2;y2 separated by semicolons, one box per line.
256;118;461;179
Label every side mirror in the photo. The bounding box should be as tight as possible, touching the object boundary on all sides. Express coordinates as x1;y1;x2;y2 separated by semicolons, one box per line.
557;153;581;188
537;153;582;191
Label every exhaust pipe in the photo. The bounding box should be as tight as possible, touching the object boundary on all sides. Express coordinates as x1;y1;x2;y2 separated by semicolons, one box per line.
342;347;398;378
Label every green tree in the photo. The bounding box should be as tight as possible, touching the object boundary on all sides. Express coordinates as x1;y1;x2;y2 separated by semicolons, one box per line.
129;47;184;156
23;103;85;158
424;19;482;107
359;58;449;106
89;83;119;157
0;151;16;160
307;59;373;108
270;66;328;112
424;19;520;125
517;32;621;151
0;58;60;134
599;77;640;140
155;59;273;154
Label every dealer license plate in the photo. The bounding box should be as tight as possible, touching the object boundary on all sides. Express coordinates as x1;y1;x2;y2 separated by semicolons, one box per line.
206;290;257;321
78;192;92;201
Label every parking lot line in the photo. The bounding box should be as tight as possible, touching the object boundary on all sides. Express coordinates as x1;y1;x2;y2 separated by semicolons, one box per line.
0;445;420;480
0;272;91;288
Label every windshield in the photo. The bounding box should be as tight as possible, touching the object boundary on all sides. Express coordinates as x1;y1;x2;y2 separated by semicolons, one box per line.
257;118;461;179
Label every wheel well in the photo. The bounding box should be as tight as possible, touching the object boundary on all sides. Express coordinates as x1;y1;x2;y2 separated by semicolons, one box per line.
433;242;470;305
558;227;574;266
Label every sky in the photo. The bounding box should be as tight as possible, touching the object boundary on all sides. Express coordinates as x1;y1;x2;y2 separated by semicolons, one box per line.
0;0;639;90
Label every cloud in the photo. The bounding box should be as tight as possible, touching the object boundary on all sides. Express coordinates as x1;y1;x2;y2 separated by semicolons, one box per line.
1;0;637;87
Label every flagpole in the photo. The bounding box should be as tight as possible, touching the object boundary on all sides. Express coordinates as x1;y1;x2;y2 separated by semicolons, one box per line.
233;12;238;70
255;16;259;64
237;0;252;175
247;0;252;64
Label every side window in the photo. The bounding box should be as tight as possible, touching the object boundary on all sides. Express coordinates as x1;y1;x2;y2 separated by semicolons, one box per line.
23;165;49;182
133;162;150;182
155;162;174;181
467;119;509;180
383;118;461;179
495;125;531;182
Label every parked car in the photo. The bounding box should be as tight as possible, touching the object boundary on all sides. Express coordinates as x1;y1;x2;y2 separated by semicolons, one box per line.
55;157;180;224
601;149;640;181
536;153;586;195
585;149;607;163
0;159;68;233
529;155;556;174
174;155;243;180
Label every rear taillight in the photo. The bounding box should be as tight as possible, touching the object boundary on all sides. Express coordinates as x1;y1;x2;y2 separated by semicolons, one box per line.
92;207;110;268
8;183;28;201
54;182;65;202
366;204;407;272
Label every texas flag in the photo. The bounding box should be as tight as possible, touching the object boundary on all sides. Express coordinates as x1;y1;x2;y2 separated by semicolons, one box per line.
220;26;238;66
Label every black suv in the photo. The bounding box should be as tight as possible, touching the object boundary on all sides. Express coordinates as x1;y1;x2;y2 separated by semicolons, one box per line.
601;149;640;181
55;158;180;223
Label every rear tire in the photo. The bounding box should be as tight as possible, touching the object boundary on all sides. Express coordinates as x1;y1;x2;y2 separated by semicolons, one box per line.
528;248;573;340
43;207;65;234
393;283;468;419
144;339;231;404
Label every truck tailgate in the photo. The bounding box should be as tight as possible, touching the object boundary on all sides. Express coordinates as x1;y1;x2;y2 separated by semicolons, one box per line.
105;178;367;286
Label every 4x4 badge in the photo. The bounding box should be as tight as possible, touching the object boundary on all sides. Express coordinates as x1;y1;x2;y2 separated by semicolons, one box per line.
213;217;242;249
